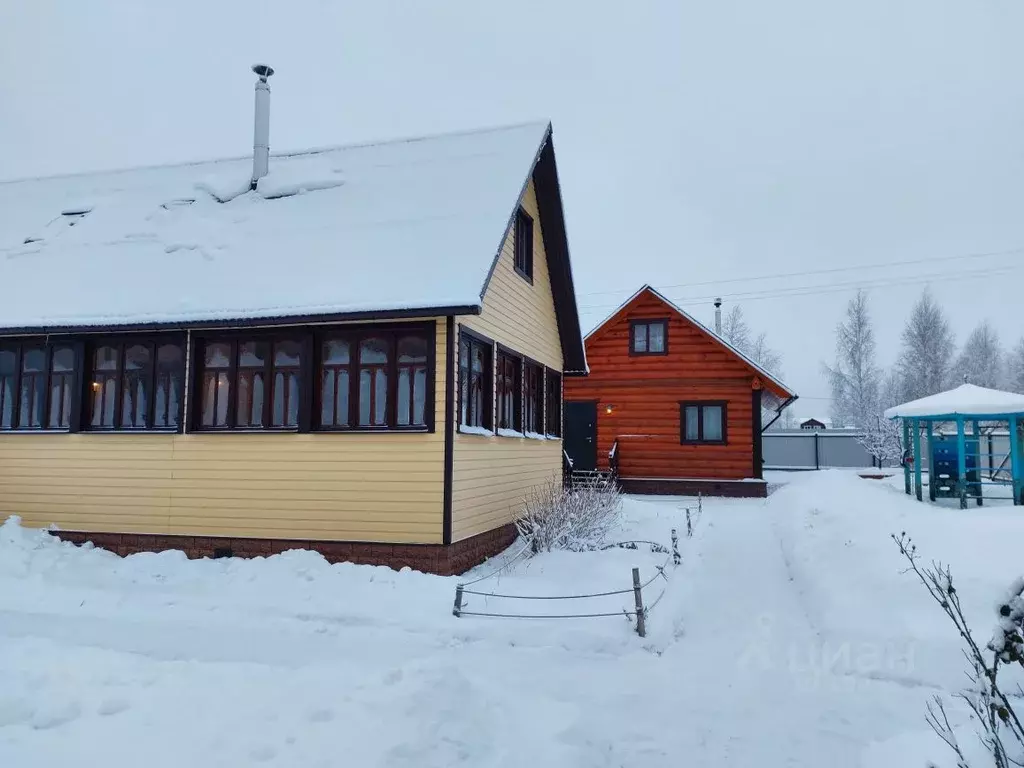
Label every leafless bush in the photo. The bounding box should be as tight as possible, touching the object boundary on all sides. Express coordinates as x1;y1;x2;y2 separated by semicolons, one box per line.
515;480;622;554
893;533;1024;768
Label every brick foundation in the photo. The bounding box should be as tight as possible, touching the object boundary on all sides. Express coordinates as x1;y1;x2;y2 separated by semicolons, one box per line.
618;477;769;498
51;524;518;576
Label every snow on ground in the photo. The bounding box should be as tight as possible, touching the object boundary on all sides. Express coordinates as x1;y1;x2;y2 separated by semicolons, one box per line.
1;471;1022;766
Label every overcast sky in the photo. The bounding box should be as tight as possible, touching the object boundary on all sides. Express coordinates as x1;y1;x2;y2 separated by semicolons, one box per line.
3;0;1023;411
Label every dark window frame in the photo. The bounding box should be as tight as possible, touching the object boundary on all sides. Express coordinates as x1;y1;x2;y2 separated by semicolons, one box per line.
192;330;309;433
629;319;669;356
313;323;435;433
84;335;186;432
514;208;534;283
495;346;523;432
680;400;728;445
458;327;494;432
523;359;543;435
545;369;562;438
0;339;82;432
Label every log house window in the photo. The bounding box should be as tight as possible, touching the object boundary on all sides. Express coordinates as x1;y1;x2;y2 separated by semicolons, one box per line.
514;208;533;281
545;369;561;437
317;327;432;431
459;332;493;430
496;350;522;432
524;362;543;434
87;339;186;430
680;401;727;444
0;341;77;431
630;320;667;355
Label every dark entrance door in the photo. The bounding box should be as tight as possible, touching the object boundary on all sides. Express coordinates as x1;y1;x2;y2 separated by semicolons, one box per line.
564;401;598;471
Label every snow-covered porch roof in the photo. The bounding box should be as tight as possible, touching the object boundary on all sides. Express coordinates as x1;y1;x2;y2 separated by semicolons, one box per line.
884;383;1024;420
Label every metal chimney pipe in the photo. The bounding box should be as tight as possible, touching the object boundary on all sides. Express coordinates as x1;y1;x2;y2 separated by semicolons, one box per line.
714;297;723;335
251;64;275;188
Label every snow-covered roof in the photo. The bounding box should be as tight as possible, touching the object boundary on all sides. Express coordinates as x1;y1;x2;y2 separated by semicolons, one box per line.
0;122;581;346
885;384;1024;419
585;284;797;404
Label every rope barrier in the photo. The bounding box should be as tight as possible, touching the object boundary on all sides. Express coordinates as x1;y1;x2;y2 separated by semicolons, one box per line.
457;610;637;620
462;586;635;600
458;539;532;587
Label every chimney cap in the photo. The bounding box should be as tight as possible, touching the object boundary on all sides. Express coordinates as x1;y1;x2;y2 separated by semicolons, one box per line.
252;63;275;81
714;297;722;308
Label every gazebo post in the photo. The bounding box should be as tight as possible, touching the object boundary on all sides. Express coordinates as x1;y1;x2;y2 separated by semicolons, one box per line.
973;420;983;507
1011;416;1022;506
957;417;968;510
926;421;936;501
902;419;911;496
913;419;923;502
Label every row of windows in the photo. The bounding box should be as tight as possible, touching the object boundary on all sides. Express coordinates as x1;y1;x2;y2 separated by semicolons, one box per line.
0;325;434;433
458;329;562;437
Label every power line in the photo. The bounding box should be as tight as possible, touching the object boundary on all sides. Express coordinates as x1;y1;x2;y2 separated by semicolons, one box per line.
575;246;1024;299
577;263;1023;313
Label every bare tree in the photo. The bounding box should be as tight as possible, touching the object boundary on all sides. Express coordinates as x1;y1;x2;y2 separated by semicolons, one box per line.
952;321;1004;389
896;288;956;401
824;290;880;428
720;305;751;351
1007;338;1024;394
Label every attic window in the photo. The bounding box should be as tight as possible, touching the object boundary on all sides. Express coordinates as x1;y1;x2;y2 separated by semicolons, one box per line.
514;208;534;282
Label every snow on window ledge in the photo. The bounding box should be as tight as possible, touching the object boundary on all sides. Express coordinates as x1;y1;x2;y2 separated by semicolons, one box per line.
497;427;524;438
459;425;494;437
523;430;547;441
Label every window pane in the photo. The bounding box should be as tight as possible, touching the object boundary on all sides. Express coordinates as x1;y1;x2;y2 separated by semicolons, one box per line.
336;370;349;426
124;344;150;371
236;371;265;427
321;369;335;425
272;371;299;428
157;344;183;368
632;324;647;352
122;372;148;428
648;323;665;353
94;345;119;371
156;344;183;428
274;340;301;367
398;336;427;363
459;338;470;425
20;374;45;428
374;370;387;425
47;378;68;429
22;347;45;373
684;406;699;441
397;369;411;426
0;350;14;377
52;346;75;372
204;342;231;368
1;375;12;429
359;370;371;426
360;338;388;365
413;368;426;426
239;341;268;368
202;372;230;427
323;339;350;365
703;406;723;442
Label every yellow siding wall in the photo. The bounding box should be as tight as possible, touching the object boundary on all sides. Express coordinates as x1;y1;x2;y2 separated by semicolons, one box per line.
452;178;564;541
0;319;447;544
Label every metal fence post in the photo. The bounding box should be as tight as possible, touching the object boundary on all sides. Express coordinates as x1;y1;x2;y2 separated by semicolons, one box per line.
453;584;464;617
632;567;646;638
814;431;821;470
685;507;692;538
671;528;681;566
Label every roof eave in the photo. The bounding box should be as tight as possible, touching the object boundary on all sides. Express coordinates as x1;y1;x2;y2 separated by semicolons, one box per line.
0;303;482;336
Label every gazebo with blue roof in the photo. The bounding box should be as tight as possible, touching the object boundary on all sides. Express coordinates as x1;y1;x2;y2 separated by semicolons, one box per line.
885;383;1024;508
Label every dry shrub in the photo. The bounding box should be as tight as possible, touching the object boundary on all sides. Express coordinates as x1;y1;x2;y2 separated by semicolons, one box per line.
515;480;622;553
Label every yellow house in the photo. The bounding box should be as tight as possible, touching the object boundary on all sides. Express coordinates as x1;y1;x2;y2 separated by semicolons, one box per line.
0;111;587;574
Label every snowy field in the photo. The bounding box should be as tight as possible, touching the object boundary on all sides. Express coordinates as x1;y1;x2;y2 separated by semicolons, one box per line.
1;470;1022;767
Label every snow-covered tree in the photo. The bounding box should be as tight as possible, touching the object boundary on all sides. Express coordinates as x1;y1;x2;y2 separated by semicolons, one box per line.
719;305;783;378
824;290;880;429
857;415;903;467
880;368;902;412
720;305;751;352
1005;338;1024;394
895;288;956;401
951;320;1003;389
